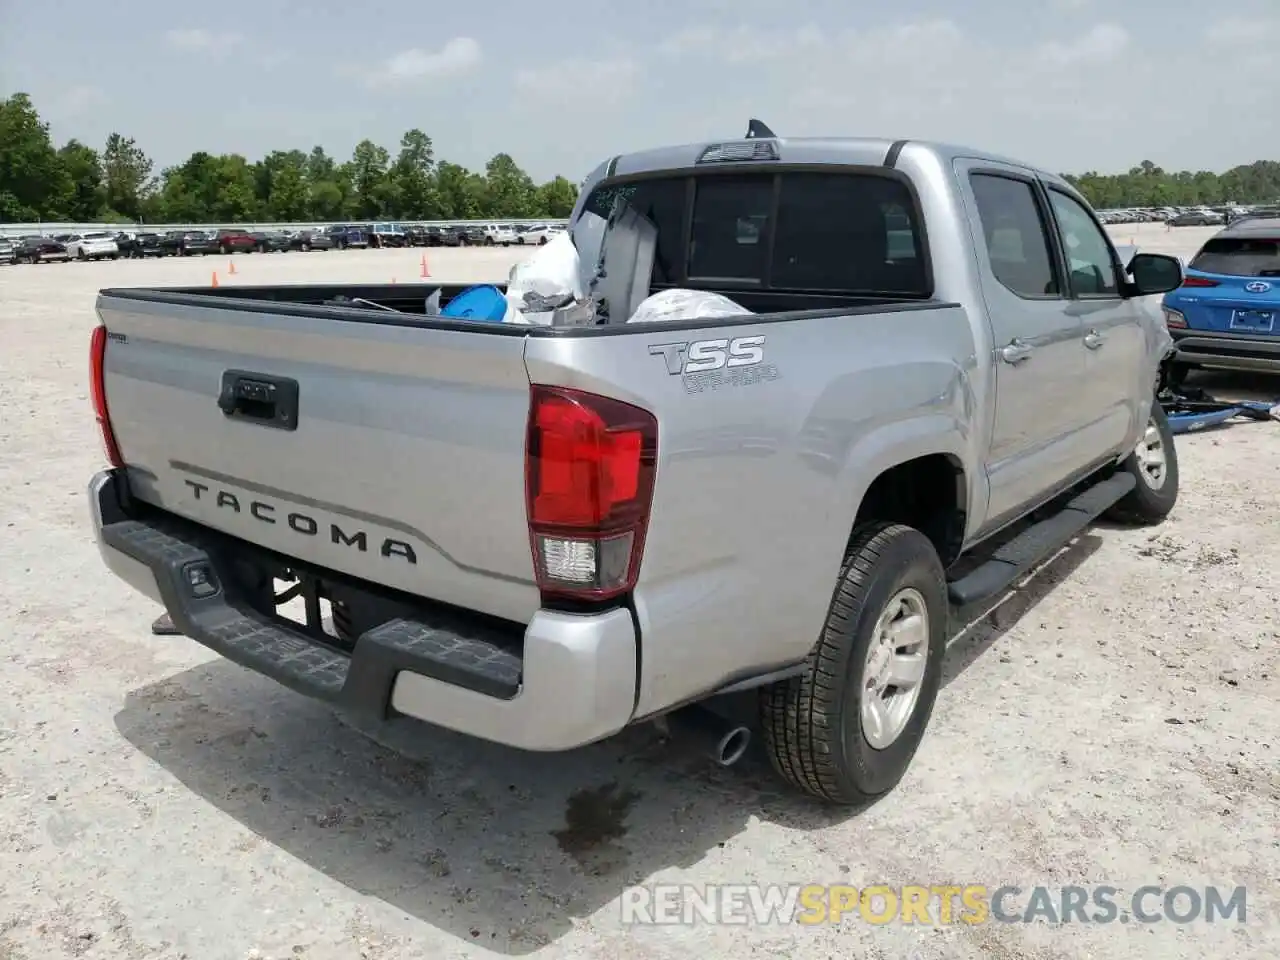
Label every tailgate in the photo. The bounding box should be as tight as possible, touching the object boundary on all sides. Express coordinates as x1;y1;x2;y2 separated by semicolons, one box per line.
97;294;540;623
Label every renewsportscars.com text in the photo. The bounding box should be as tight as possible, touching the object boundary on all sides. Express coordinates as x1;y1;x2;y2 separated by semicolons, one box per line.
619;883;1248;926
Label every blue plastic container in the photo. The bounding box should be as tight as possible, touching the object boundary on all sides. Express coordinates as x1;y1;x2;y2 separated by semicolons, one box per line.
440;284;508;322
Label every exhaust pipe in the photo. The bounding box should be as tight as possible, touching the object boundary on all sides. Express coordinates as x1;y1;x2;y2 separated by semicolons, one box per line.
663;706;752;767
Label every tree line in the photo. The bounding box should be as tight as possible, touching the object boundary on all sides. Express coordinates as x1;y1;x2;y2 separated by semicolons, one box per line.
0;92;578;225
3;92;1279;225
1062;159;1280;210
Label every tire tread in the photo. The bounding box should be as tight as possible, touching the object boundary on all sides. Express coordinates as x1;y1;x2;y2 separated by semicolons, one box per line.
760;521;912;804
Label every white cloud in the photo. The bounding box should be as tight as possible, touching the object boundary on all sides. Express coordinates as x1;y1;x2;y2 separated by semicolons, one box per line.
514;57;641;106
1038;23;1129;66
647;15;1276;173
163;28;242;53
48;85;108;117
1206;16;1277;46
659;24;825;62
365;38;482;87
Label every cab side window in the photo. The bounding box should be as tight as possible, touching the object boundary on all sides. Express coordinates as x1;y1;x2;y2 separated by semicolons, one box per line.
1047;190;1120;296
969;173;1060;298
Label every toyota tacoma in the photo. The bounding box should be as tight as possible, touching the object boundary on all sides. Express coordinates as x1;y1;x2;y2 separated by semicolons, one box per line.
87;135;1185;804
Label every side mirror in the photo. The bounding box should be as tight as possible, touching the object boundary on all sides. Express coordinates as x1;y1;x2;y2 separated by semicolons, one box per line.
1127;253;1183;296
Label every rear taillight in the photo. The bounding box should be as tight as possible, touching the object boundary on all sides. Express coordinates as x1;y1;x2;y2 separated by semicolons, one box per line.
1163;307;1188;329
525;385;657;603
1181;276;1219;288
89;324;124;467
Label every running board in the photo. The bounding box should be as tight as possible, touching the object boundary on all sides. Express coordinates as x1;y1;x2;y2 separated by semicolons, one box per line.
947;471;1135;609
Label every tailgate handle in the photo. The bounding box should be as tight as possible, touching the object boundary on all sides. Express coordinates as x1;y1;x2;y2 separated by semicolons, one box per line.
217;370;299;431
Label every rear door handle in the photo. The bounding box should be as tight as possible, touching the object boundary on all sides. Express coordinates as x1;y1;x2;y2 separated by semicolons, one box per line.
1084;330;1105;350
217;370;300;431
999;339;1034;364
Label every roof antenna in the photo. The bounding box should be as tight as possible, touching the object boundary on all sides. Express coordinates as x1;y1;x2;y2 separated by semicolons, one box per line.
744;118;776;139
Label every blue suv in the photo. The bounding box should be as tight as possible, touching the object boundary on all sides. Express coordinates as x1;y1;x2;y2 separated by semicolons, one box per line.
1162;216;1280;382
323;224;370;250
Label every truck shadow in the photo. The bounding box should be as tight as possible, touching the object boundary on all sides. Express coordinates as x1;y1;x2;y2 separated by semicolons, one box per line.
941;532;1103;687
112;533;1101;953
114;664;821;953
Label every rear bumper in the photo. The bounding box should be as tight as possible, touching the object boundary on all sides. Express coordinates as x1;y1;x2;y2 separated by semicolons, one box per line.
1170;329;1280;373
88;469;639;750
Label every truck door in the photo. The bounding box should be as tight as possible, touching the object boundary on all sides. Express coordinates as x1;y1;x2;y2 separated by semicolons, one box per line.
954;160;1094;526
1041;182;1146;461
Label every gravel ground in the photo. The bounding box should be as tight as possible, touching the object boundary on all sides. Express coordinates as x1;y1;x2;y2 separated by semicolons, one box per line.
0;226;1277;960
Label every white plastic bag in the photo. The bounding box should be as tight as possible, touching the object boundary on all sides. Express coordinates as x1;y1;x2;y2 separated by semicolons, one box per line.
504;231;590;324
626;289;752;324
508;231;584;300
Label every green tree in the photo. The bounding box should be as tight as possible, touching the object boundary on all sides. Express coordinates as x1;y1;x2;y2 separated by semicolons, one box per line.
481;153;536;218
254;150;310;221
349;140;392;218
0;92;72;220
435;161;485;219
58;139;105;221
534;176;579;218
300;146;345;219
387;129;441;219
102;133;154;220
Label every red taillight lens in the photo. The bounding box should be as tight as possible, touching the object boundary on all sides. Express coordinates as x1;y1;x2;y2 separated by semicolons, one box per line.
89;324;124;467
1181;276;1219;288
525;385;657;602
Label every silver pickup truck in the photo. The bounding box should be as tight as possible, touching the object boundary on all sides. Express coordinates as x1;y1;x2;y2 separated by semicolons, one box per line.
88;136;1186;805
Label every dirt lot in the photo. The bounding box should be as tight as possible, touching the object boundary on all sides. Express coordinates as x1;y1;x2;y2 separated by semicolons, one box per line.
0;228;1277;960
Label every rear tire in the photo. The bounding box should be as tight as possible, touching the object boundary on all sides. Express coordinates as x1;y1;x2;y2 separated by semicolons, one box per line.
760;522;947;806
1105;401;1179;525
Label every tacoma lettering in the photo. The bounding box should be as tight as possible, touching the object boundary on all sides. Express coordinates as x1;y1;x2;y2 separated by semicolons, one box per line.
182;477;417;564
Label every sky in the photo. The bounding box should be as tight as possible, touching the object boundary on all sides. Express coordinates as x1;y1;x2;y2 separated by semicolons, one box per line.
2;0;1276;185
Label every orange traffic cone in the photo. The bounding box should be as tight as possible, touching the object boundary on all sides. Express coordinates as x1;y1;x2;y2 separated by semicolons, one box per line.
420;252;430;279
228;259;236;275
211;271;219;288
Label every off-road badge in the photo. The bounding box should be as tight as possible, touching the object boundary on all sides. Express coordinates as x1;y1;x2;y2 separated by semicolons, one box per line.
648;335;780;393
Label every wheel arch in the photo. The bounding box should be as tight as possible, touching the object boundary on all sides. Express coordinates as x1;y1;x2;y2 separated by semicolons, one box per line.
840;420;972;569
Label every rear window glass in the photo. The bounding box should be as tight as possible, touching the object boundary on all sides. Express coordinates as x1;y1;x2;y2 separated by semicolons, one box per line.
580;171;928;295
583;178;687;283
1189;237;1280;277
770;173;925;292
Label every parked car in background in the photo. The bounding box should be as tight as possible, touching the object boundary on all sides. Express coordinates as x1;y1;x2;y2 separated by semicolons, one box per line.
454;225;486;246
11;235;70;264
116;232;164;258
324;224;370;249
1162;216;1280;383
518;224;564;245
0;237;14;262
434;225;463;247
63;232;120;260
482;223;517;246
1168;210;1223;227
404;225;430;246
285;229;333;252
249;231;290;253
159;230;217;256
370;223;409;248
213;229;257;254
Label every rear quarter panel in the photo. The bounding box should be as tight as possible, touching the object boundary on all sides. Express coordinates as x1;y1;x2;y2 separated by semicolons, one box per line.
525;305;979;716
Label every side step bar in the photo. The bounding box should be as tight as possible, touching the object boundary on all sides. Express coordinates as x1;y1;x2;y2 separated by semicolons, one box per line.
947;471;1135;609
